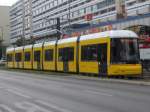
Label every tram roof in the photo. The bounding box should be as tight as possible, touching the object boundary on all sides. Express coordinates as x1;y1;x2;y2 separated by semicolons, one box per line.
6;47;15;52
10;30;138;48
57;36;78;44
33;43;43;48
14;46;24;51
44;41;56;46
80;30;138;41
24;45;33;49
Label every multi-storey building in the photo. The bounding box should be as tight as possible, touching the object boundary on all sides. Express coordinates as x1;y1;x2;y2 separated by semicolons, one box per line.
10;0;23;44
126;0;150;16
24;0;32;41
31;0;117;41
10;0;150;45
0;6;10;59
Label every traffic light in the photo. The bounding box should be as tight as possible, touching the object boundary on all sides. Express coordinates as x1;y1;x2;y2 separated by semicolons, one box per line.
140;26;145;35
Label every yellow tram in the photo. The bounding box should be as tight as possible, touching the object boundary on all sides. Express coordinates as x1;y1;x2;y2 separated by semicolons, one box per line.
33;43;43;70
23;45;33;69
6;30;142;77
57;37;77;72
43;41;56;71
79;31;141;76
6;47;15;68
14;47;24;69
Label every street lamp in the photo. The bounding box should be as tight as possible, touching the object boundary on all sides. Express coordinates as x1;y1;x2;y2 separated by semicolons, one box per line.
0;26;4;59
68;0;71;27
0;26;4;41
0;25;9;59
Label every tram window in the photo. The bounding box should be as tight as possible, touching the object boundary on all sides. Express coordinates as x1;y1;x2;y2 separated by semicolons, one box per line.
7;54;13;62
111;38;139;64
58;47;74;61
45;49;53;61
58;48;63;61
81;44;97;61
25;52;31;61
81;46;88;61
34;51;40;62
15;53;22;62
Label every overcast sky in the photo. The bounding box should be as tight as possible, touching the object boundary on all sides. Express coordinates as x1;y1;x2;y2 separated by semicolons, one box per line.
0;0;18;6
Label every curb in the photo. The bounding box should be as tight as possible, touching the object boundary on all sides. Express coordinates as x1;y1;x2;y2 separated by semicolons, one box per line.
0;68;150;86
67;75;150;86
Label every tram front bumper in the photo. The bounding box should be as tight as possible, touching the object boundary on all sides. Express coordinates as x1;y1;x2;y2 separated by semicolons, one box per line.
108;64;142;76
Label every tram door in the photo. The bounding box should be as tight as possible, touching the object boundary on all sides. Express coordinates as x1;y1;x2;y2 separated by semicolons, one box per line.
63;48;69;72
16;53;21;68
97;44;107;76
35;51;41;70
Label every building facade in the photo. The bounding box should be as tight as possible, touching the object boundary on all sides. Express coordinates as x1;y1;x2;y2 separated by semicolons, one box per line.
0;6;10;59
10;0;23;45
10;0;150;44
24;0;32;41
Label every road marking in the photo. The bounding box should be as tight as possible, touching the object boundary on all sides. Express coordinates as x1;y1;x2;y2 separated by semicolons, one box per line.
6;89;32;99
0;87;5;89
84;90;113;97
15;101;52;112
0;104;16;112
36;100;72;112
0;76;16;80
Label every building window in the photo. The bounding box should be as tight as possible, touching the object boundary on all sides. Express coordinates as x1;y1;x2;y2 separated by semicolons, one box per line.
58;0;62;4
101;9;108;14
93;4;98;12
45;49;53;61
138;0;147;3
127;1;137;6
86;6;92;14
54;0;58;6
79;8;85;15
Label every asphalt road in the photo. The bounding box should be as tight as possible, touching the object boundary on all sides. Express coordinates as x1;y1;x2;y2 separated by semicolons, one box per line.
0;70;150;112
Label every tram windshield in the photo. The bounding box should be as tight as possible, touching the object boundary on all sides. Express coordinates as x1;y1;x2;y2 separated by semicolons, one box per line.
111;38;140;64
